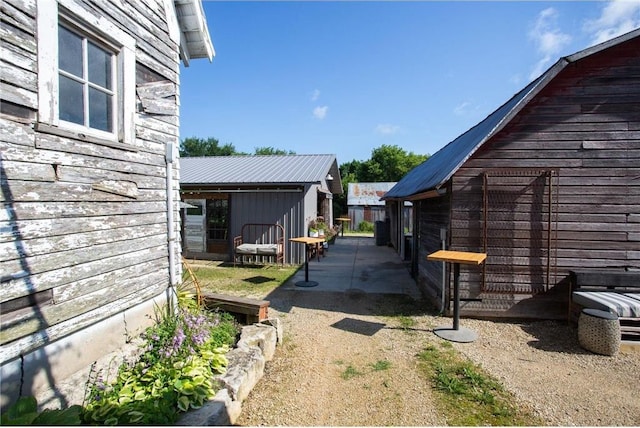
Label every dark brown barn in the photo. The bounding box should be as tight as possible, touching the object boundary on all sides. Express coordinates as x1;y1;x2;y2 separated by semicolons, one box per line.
384;28;640;320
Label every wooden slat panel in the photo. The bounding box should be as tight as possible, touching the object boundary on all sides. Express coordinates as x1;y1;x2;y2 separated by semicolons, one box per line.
0;275;168;357
2;243;169;302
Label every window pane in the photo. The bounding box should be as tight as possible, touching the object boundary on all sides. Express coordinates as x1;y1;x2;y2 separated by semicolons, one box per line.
58;25;83;77
59;75;84;125
89;87;112;132
88;41;112;89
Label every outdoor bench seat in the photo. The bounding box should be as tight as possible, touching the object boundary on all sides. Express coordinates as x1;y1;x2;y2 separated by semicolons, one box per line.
233;223;285;266
201;292;270;325
569;270;640;343
572;291;640;318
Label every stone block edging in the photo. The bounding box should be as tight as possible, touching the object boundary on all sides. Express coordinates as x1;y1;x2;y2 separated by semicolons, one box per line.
176;318;282;426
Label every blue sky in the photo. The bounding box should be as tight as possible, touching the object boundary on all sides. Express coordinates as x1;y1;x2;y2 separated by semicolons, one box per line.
179;0;640;163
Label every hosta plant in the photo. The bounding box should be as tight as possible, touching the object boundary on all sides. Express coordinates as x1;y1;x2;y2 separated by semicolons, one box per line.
82;290;238;425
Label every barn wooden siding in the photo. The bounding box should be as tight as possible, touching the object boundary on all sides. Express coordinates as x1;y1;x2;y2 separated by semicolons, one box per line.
1;0;182;361
440;35;640;318
414;194;450;310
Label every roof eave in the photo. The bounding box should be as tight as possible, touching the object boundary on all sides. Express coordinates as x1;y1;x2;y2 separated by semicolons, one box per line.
174;0;215;66
434;59;570;191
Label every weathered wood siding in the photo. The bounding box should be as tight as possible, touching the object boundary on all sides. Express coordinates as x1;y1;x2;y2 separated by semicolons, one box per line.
415;194;450;310
1;0;182;361
442;35;640;318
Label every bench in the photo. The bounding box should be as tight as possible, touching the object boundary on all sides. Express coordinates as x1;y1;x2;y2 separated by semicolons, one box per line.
233;223;285;266
569;270;640;342
201;292;270;325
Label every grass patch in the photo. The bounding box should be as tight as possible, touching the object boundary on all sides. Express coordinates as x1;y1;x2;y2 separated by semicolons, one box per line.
182;261;299;298
342;230;374;237
396;315;417;331
341;365;364;380
371;360;392;371
417;343;541;426
337;359;392;380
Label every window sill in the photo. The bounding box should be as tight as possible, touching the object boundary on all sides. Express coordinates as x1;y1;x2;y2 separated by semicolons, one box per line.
35;122;138;152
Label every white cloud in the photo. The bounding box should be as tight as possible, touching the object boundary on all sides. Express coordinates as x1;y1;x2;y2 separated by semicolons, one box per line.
453;101;472;116
313;106;328;120
530;8;572;56
528;7;572;80
375;124;400;135
311;89;321;102
584;0;640;45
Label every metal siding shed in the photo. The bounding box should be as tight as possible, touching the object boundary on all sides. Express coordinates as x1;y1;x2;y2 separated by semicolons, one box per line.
180;154;343;194
348;182;397;206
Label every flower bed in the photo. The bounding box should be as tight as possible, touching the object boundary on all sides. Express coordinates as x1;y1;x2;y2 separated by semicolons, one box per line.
82;289;239;425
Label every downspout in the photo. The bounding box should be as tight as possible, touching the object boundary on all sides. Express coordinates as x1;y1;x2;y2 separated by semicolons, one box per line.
166;142;177;313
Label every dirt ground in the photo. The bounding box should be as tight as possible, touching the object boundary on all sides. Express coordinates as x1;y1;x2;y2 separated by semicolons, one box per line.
236;288;640;427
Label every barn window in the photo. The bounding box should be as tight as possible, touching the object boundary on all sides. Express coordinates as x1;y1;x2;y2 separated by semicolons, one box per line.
37;0;136;146
58;23;115;132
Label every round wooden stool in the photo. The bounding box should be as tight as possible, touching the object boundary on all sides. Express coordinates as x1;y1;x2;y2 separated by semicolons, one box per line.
578;308;620;356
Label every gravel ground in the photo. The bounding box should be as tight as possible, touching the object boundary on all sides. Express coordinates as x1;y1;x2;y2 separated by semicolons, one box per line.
236;288;640;427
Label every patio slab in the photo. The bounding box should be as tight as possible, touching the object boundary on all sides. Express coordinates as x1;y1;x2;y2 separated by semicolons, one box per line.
283;236;422;299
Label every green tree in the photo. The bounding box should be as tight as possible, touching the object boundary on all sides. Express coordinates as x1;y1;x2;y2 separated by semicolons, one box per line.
334;159;364;216
179;137;238;157
334;145;429;219
254;146;296;155
363;144;428;182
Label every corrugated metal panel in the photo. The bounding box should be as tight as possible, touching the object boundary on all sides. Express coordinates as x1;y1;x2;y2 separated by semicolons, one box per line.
229;191;305;264
180;155;337;187
384;28;640;201
347;182;396;206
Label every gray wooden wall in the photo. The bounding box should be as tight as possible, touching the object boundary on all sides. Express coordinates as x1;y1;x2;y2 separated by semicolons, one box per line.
1;0;182;370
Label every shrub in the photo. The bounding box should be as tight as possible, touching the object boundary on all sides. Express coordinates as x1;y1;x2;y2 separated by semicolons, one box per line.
358;220;374;232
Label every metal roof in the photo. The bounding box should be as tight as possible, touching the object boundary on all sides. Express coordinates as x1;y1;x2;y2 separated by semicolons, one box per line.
174;0;215;66
180;154;343;194
384;27;640;200
348;182;397;206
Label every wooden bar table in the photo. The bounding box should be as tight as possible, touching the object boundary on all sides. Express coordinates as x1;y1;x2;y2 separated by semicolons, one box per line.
290;236;326;287
427;250;487;343
336;217;351;237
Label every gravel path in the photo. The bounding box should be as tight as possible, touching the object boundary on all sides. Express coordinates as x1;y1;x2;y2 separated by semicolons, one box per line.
236;288;640;426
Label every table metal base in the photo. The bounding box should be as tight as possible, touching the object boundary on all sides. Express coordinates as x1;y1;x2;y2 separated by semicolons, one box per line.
295;280;319;288
433;326;478;343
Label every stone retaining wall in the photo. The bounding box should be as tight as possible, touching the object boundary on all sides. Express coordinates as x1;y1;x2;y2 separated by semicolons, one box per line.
177;318;282;425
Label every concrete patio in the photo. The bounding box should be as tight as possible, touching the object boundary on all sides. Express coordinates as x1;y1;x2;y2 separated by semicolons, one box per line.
283;236;422;299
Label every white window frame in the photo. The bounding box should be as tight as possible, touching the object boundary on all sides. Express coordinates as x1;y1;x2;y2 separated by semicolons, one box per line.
37;0;136;146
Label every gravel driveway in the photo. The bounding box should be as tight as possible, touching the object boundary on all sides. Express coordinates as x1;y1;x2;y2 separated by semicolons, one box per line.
236;287;640;426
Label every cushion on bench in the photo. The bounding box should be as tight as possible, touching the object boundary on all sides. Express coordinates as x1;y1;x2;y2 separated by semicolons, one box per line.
572;291;640;318
255;244;281;255
235;243;260;255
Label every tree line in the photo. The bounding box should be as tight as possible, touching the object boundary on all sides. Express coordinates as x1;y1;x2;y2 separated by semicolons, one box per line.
179;137;295;157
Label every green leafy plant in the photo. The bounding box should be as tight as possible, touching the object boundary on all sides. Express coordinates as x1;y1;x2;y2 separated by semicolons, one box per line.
1;396;82;426
357;220;374;232
82;290;238;425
